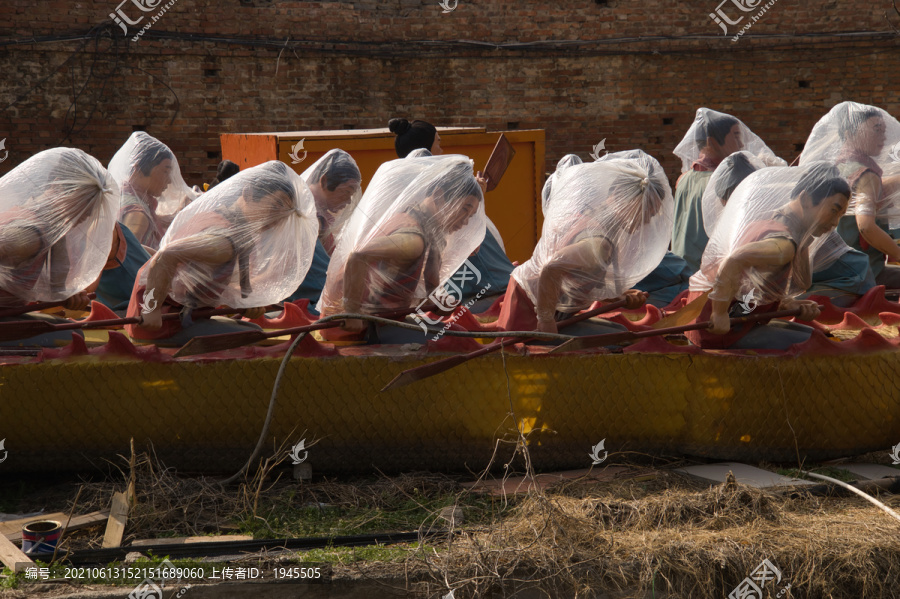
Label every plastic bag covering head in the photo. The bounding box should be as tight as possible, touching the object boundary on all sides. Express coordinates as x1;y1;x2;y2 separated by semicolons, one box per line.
673;107;786;173
0;147;118;304
541;154;583;216
152;160;317;309
406;148;433;158
690;163;852;305
108;131;197;249
318;154;486;314
300;149;362;254
799;101;900;226
701;151;767;236
513;151;673;314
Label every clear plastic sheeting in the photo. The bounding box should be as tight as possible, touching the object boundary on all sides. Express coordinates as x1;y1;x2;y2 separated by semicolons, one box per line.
691;163;851;306
0;148;118;305
701;151;768;236
108;132;198;249
673;107;786;173
800;101;900;227
513;150;673;315
300;149;362;255
148;161;317;309
542;154;583;215
319;155;486;315
809;230;854;273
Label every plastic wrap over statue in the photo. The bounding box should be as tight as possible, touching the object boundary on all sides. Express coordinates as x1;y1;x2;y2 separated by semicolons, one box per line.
145;161;318;309
108;132;198;249
673;107;786;174
318;155;486;315
512;150;673;315
0;148;118;305
691;163;852;306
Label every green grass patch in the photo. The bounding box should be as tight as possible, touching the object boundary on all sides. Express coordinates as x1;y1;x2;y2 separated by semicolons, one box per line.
235;485;498;539
295;544;422;564
777;466;859;483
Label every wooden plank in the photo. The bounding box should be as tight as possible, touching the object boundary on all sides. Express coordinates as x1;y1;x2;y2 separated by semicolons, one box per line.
4;511;109;543
0;533;33;573
130;535;253;547
0;513;66;539
101;493;129;549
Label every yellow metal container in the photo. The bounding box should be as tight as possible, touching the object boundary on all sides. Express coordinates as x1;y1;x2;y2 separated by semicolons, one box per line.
220;127;546;263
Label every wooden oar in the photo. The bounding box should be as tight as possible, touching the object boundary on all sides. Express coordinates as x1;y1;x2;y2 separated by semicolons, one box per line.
380;298;630;392
0;307;238;343
173;307;414;357
548;308;804;353
0;294;97;319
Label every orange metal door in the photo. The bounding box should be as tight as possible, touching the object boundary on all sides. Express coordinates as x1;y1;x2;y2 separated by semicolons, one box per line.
220;127;545;262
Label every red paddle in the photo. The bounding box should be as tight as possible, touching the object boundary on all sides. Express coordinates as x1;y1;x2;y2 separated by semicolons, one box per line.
0;306;239;343
380;298;630;391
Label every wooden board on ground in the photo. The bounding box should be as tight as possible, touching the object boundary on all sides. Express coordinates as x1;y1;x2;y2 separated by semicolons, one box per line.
0;512;66;540
131;535;253;547
3;512;110;542
461;467;655;496
101;492;130;548
838;463;900;480
677;462;813;488
0;533;33;573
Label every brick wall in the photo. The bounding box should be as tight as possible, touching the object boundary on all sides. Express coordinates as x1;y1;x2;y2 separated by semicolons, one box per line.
1;0;899;190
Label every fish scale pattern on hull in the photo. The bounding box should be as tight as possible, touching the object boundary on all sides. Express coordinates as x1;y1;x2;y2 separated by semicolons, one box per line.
2;350;898;474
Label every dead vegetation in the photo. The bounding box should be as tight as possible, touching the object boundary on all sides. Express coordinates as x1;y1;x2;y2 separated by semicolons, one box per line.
410;472;900;598
6;445;900;598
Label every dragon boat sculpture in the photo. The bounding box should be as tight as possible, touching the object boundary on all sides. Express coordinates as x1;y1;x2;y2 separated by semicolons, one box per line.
2;288;900;475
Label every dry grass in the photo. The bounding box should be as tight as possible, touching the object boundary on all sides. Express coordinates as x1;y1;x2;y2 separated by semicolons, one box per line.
411;472;900;598
14;445;900;598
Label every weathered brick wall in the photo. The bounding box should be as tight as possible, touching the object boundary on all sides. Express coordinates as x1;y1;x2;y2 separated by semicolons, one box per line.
1;0;899;189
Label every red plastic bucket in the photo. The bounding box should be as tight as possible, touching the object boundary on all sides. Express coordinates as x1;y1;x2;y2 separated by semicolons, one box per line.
21;520;62;554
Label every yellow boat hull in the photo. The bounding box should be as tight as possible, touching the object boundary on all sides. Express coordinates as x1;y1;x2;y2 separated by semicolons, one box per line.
2;350;898;473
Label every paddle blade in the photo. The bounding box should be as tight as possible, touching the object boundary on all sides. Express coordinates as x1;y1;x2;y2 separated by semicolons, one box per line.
547;329;637;353
173;320;343;357
380;355;472;392
0;320;58;342
653;290;710;329
173;330;268;357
